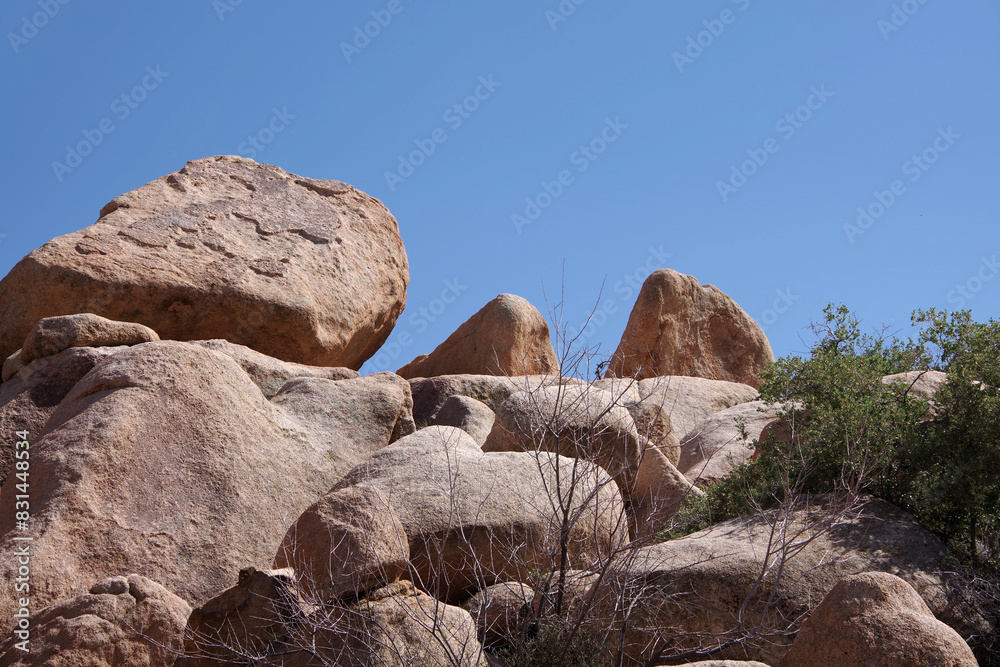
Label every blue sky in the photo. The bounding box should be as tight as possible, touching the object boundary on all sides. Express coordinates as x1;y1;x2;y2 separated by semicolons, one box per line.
2;1;998;377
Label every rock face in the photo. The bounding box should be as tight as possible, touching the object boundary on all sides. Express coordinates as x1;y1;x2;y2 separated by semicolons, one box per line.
332;426;628;603
0;341;414;630
605;269;773;388
600;499;989;665
780;572;978;667
677;401;780;485
19;313;159;364
634;376;759;441
0;575;190;667
0;155;408;368
409;373;585;424
430;395;496;446
397;294;558;379
274;484;409;603
461;581;534;647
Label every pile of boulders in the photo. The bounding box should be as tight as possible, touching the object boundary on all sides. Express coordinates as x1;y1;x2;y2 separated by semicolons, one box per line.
0;158;985;666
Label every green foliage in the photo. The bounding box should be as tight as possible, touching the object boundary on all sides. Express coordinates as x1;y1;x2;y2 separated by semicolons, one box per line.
693;304;1000;573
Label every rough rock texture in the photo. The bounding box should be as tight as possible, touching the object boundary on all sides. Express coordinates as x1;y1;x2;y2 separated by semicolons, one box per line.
332;426;628;603
409;373;585;424
483;385;642;493
460;581;534;647
635;376;759;442
20;313;159;364
678;401;780;485
593;377;686;466
397;294;558;379
780;572;978;667
0;155;409;368
883;369;949;419
605;269;774;388
185;567;302;667
0;346;122;487
191;338;358;397
0;574;191;667
632;446;704;538
430;395;496;446
274;484;409;603
600;499;989;665
0;341;413;632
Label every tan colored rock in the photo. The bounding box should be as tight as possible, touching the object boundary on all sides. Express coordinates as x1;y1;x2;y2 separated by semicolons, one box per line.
635;376;760;442
0;155;409;368
600;498;990;665
333;426;628;603
430;395;496;446
593;377;683;466
780;572;978;667
397;294;558;379
20;313;159;363
185;567;303;667
461;581;534;647
191;338;358;397
483;385;642;493
0;346;122;487
678;401;780;485
605;269;774;388
274;484;410;603
883;369;949;419
631;446;704;538
0;574;190;667
0;341;414;632
409;373;584;423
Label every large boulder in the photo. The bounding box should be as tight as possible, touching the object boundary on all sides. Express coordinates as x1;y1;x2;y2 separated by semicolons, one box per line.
0;574;190;667
461;581;534;647
430;395;496;446
779;572;978;667
274;484;410;603
332;426;629;603
605;269;773;388
0;341;414;632
397;294;558;379
677;401;780;485
634;376;759;442
409;373;585;424
598;499;990;665
0;155;409;368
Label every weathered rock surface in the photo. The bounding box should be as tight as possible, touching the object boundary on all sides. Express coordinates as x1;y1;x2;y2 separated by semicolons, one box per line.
483;385;642;492
678;401;780;485
600;499;989;665
397;294;558;379
0;346;121;487
430;395;496;446
605;269;773;388
0;574;190;667
780;572;978;667
332;426;628;603
191;338;358;397
632;446;704;538
409;373;585;424
185;567;302;666
0;155;409;368
274;484;409;603
0;341;413;632
635;376;759;442
883;369;949;419
461;581;534;647
19;313;159;364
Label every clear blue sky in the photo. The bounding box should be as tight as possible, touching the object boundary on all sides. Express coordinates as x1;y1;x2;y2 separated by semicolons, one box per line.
2;1;998;377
